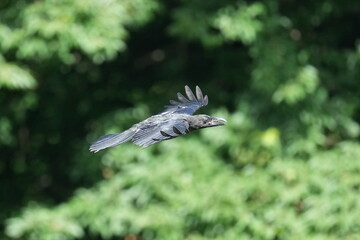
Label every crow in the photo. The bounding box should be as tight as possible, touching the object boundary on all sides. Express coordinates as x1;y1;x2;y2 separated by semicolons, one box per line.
89;85;226;152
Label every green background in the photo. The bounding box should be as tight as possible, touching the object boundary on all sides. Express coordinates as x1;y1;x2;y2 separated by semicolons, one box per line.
1;0;360;239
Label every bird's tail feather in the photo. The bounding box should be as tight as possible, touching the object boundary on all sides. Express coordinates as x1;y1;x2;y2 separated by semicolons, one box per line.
89;129;135;152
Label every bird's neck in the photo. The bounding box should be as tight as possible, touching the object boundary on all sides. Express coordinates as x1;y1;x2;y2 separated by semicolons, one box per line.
186;115;204;130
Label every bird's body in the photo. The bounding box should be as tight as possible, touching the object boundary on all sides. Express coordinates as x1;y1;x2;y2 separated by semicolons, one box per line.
90;86;226;152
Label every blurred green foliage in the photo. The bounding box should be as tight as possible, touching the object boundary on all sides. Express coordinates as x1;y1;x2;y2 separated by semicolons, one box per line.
6;140;360;240
1;0;360;239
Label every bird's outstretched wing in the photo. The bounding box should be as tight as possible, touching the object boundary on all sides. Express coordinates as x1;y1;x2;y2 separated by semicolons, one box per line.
163;85;208;115
132;118;189;148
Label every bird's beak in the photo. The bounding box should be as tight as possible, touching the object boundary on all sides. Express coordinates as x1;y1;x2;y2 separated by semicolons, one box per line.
211;117;227;126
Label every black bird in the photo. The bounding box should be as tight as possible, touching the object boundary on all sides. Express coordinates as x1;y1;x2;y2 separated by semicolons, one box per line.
89;85;226;152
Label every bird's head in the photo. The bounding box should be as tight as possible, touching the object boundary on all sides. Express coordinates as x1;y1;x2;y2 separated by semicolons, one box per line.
193;114;227;129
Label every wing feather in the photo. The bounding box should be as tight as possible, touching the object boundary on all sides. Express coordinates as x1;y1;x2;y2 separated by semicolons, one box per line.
177;92;190;103
185;85;197;101
163;85;208;115
195;86;204;101
132;119;189;148
204;95;208;106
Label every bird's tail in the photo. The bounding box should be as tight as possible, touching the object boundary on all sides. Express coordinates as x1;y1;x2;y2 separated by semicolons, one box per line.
89;129;135;152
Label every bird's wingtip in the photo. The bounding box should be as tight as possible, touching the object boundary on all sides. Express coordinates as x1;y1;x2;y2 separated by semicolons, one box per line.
204;95;209;105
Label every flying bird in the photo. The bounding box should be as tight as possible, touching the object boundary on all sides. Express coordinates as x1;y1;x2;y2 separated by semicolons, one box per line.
90;85;226;152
